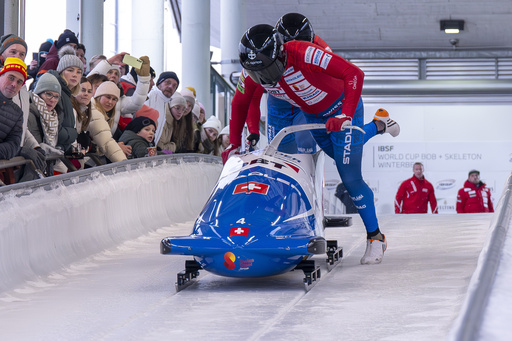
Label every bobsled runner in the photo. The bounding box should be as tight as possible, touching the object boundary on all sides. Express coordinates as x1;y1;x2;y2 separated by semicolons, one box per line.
161;124;358;292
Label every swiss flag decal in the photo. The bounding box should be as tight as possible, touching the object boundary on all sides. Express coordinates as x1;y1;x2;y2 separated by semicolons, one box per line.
230;227;249;237
233;182;269;195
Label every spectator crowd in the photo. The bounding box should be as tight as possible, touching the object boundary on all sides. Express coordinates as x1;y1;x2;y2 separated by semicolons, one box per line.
0;29;228;185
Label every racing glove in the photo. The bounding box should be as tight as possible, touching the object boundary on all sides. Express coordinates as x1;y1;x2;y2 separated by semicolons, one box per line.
246;133;260;147
326;114;352;133
221;144;240;164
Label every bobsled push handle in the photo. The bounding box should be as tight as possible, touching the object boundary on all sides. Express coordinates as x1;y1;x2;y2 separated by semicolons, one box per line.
264;123;364;156
265;124;325;156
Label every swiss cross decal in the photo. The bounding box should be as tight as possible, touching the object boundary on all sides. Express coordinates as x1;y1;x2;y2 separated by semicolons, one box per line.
233;182;269;195
230;227;249;237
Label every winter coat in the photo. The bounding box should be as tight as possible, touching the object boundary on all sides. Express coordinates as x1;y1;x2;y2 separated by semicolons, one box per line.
156;104;176;152
28;92;59;147
118;130;153;158
456;180;494;213
395;175;438;214
89;60;150;134
48;70;78;152
0;92;23;159
37;43;59;75
88;101;126;162
12;86;39;149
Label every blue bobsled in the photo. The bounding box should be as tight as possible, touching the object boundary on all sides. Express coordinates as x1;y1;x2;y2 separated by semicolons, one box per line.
161;124;352;291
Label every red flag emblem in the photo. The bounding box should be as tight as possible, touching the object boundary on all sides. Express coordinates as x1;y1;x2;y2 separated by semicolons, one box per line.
233;182;269;195
230;227;249;237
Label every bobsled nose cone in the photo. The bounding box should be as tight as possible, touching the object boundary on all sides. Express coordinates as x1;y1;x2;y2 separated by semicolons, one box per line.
308;237;326;254
160;238;172;254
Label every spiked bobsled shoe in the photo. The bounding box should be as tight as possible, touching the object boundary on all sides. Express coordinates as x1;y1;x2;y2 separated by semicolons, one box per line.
360;235;387;265
373;108;400;137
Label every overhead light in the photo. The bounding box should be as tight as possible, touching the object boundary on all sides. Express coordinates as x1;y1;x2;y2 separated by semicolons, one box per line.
440;19;464;34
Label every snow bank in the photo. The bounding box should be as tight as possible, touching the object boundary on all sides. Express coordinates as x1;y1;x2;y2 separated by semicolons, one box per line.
0;156;222;292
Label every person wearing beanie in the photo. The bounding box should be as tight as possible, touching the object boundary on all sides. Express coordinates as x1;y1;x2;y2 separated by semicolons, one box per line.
145;70;180;144
88;52;151;137
197;115;222;156
28;72;63;164
180;87;196;116
88;80;127;163
218;124;230;154
0;37;46;176
157;92;194;153
42;46;84;153
37;29;78;76
0;57;27;160
118;116;158;158
456;170;494;214
196;101;206;124
27;39;54;80
0;34;28;64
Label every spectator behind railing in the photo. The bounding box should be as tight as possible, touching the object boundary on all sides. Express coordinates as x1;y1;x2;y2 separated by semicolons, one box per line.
119;116;160;158
28;72;65;175
156;92;189;154
89;81;127;163
88;53;151;139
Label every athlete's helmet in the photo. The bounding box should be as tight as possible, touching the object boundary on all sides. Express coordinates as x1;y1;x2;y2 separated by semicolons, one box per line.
275;13;314;43
239;24;286;86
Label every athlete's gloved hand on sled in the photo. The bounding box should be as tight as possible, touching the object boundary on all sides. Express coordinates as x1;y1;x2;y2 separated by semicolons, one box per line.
221;144;240;164
326;114;352;133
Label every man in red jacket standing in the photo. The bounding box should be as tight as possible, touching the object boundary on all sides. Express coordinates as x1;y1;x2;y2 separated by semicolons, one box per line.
395;162;438;214
456;170;494;213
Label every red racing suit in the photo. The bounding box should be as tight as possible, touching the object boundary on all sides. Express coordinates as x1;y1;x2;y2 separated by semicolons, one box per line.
228;35;333;147
395;176;438;214
456;180;494;213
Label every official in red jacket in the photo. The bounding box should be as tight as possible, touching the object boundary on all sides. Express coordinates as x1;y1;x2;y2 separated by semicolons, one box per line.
456;170;494;213
395;162;438;214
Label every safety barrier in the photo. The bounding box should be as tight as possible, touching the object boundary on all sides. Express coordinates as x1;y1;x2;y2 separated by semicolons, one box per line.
0;154;223;292
448;172;512;340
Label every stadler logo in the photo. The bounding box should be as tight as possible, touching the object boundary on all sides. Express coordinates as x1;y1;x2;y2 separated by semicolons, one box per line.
248;50;256;60
436;179;456;190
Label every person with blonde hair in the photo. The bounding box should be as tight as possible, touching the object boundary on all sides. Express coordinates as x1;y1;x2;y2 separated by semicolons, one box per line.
88;81;127;162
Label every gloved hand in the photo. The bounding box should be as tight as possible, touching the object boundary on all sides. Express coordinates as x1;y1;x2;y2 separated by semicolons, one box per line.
135;56;151;77
326;114;352;133
19;146;46;171
39;143;64;156
76;131;91;150
221;144;240;164
246;133;260;147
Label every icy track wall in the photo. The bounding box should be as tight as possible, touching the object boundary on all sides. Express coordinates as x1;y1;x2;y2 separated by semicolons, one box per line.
0;155;222;292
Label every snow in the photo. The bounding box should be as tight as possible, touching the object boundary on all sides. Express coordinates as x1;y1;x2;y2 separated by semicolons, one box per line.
0;158;511;340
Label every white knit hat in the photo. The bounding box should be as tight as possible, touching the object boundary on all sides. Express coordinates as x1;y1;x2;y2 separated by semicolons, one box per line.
170;92;187;108
181;87;196;105
94;81;120;99
219;125;229;136
202;115;221;134
191;103;200;118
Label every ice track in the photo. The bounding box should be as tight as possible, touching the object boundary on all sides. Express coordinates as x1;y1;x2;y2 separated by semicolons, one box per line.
0;155;510;341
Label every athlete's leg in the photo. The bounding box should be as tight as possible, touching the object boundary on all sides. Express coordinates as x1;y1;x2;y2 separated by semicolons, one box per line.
267;96;298;153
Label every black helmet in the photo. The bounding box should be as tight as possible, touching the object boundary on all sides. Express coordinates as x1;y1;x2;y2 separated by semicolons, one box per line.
275;13;314;43
239;24;286;86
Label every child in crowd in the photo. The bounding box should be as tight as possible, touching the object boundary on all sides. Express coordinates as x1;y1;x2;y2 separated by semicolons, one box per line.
119;116;158;158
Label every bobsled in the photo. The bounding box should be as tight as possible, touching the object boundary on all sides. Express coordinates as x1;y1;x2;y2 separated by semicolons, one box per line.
160;124;355;291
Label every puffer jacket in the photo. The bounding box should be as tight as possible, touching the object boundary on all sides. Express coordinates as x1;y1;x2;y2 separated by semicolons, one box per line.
88;101;127;162
0;92;24;159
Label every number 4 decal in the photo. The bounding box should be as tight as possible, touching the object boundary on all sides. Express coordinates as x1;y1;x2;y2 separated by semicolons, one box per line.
236;218;246;224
